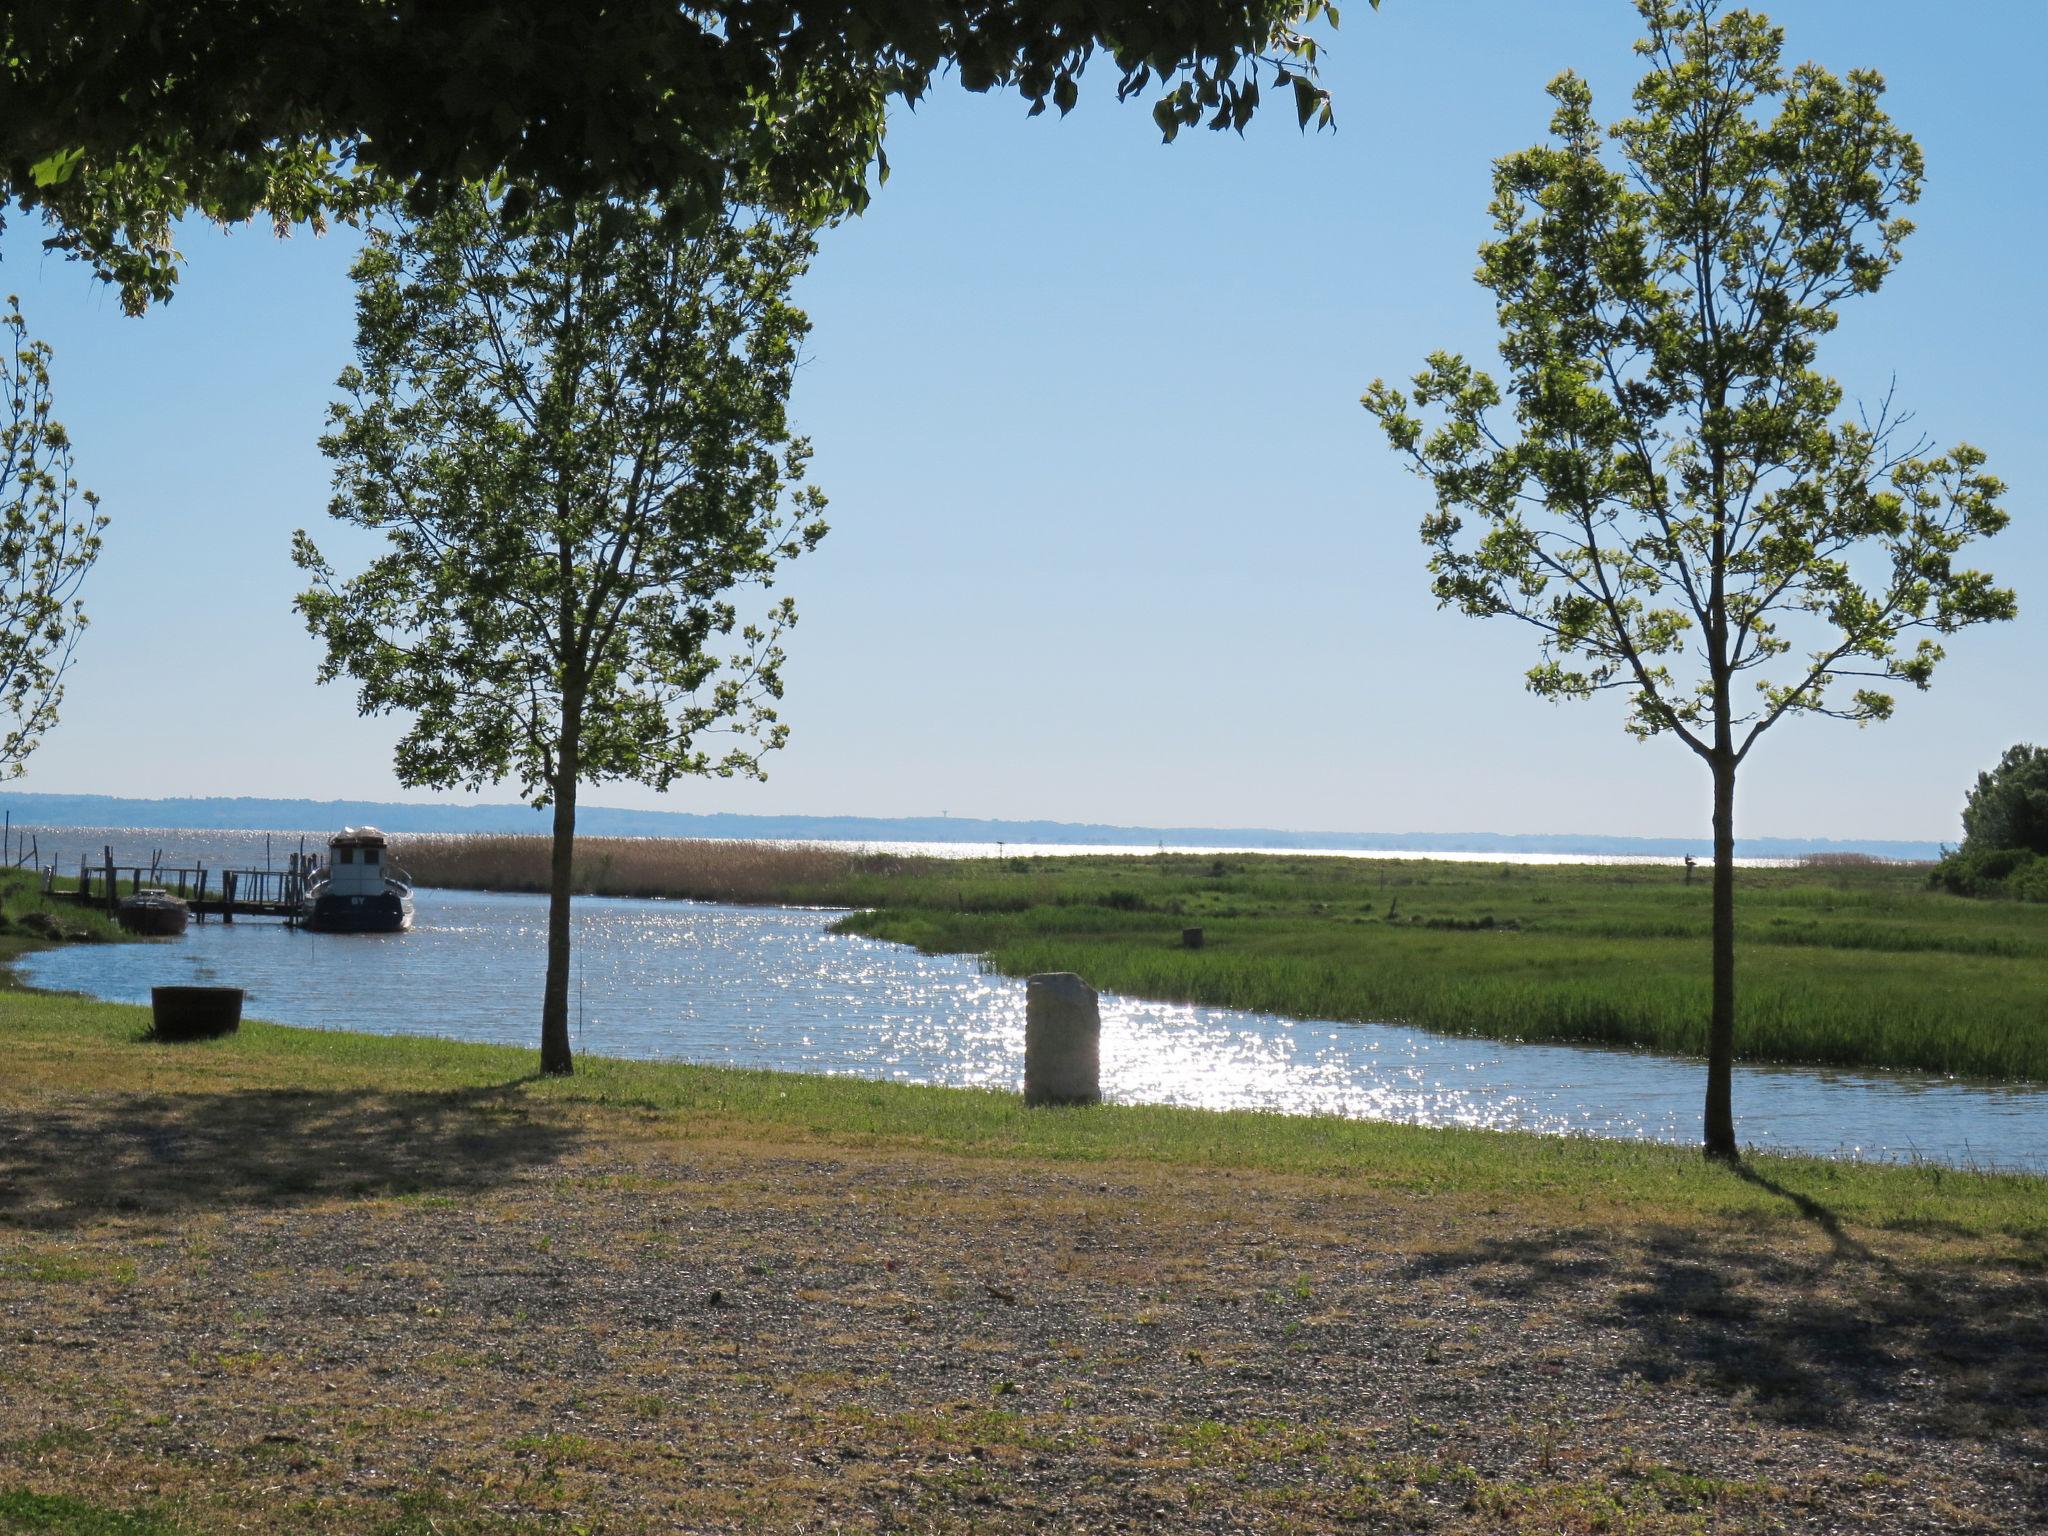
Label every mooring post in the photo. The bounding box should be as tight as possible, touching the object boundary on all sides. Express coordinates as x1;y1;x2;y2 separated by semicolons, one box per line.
1023;972;1103;1107
103;848;116;913
223;870;236;923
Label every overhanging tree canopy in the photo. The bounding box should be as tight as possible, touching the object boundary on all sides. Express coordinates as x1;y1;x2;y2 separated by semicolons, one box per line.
1;0;1350;312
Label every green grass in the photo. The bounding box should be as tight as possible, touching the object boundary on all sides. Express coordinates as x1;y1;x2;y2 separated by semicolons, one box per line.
5;983;2044;1248
0;1491;185;1536
393;840;2048;1081
823;853;2048;1082
388;838;2048;1080
0;869;121;959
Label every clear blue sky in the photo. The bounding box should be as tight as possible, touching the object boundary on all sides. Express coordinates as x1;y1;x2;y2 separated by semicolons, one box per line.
2;0;2040;842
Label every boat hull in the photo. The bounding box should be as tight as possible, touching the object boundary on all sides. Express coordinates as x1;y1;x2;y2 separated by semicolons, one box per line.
303;889;414;933
117;900;191;937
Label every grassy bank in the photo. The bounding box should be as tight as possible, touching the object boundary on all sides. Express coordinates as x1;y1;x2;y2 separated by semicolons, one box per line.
4;985;2044;1249
395;836;2048;1082
0;868;120;958
1;993;2044;1533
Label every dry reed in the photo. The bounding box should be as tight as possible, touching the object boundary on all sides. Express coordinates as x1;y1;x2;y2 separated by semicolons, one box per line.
392;833;909;905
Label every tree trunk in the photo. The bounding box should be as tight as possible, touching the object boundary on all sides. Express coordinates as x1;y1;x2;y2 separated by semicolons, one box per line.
1703;750;1738;1161
539;725;581;1076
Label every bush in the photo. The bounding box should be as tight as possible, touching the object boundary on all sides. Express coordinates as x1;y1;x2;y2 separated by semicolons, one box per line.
1930;844;2043;899
2010;859;2048;904
1960;743;2048;857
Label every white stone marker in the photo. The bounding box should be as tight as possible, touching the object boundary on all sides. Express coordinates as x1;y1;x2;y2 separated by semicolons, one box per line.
1024;972;1101;1107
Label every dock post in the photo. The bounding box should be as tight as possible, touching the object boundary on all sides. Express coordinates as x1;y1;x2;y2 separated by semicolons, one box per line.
103;848;116;914
223;871;236;923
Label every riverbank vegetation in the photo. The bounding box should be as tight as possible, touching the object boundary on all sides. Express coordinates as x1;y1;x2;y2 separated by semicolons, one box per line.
394;835;2048;1082
1;994;2043;1533
1929;744;2048;902
0;867;118;954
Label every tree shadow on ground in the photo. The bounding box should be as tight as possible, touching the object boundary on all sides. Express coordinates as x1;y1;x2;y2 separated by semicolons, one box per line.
1406;1165;2048;1465
0;1079;579;1231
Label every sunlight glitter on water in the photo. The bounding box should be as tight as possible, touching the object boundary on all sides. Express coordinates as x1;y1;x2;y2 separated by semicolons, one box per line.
13;888;2044;1170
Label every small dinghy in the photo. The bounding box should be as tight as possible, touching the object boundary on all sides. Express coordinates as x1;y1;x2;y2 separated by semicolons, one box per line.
117;887;191;937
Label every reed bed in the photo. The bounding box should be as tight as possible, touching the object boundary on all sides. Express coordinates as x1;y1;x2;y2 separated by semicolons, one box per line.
394;832;919;906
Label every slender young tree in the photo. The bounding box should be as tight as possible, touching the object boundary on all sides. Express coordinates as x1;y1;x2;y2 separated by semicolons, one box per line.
296;191;827;1074
0;295;104;777
1362;0;2015;1158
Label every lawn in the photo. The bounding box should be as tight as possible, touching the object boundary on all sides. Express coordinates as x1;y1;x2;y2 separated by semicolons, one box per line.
1;986;2043;1533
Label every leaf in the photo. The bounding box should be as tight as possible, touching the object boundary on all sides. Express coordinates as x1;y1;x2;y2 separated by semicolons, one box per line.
1292;75;1319;130
28;149;84;188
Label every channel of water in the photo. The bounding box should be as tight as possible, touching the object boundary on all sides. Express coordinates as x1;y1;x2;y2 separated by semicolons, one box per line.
13;887;2045;1171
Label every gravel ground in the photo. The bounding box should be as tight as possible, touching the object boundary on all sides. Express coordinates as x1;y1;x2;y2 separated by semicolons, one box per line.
2;1090;2044;1533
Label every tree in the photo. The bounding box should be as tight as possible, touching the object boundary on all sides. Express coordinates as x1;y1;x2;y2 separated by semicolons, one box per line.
1;0;1351;314
1361;0;2015;1159
293;190;826;1074
1959;745;2048;859
0;295;104;777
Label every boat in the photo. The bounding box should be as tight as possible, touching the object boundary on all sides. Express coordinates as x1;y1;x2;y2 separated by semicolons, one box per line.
116;887;190;937
300;827;415;933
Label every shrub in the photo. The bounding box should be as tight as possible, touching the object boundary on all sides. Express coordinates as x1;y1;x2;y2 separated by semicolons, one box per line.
1961;743;2048;857
1929;844;2042;899
2010;859;2048;904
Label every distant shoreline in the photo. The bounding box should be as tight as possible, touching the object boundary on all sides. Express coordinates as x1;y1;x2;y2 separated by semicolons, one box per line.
0;790;1946;863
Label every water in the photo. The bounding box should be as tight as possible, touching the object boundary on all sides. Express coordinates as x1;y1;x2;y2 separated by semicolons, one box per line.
14;888;2045;1172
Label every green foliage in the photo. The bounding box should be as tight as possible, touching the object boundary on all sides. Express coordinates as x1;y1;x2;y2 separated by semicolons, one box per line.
294;190;826;806
1361;0;2013;755
0;1489;185;1534
0;868;122;953
1960;743;2048;858
0;298;104;778
294;187;826;1070
1928;745;2048;901
827;854;2048;1081
1929;844;2037;899
0;0;1357;313
1360;0;2017;1153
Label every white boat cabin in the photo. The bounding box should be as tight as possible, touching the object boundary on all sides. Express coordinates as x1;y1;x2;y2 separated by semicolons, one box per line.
324;827;395;897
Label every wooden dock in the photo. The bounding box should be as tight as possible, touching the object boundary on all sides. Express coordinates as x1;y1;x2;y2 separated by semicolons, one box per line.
59;847;318;924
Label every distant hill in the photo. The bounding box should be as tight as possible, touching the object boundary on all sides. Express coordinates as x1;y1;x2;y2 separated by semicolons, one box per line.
0;791;1946;862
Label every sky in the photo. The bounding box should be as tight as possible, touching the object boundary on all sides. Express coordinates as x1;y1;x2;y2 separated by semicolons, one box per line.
1;0;2041;843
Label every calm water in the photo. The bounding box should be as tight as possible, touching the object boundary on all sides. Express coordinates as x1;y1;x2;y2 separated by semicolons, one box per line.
13;888;2045;1171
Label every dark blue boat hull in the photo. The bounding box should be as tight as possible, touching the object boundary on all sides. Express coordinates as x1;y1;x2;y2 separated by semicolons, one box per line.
304;890;414;933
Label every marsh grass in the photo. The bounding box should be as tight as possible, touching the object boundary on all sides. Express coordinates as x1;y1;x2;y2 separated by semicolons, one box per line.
389;840;2048;1080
